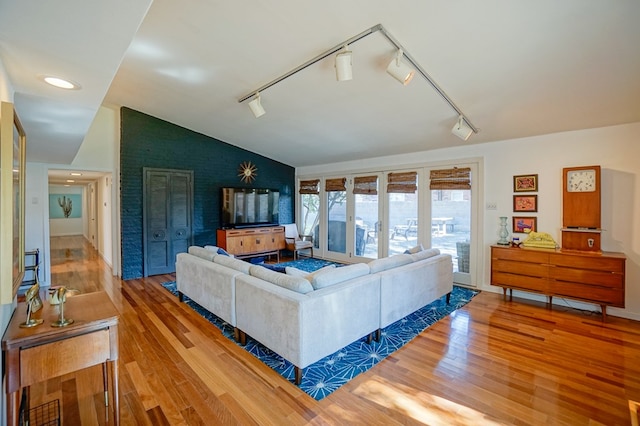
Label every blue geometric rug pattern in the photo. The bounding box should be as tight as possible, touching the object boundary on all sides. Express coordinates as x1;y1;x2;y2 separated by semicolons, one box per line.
163;260;478;400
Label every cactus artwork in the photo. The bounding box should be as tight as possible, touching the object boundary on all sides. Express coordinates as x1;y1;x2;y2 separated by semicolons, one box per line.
58;196;73;218
49;194;81;219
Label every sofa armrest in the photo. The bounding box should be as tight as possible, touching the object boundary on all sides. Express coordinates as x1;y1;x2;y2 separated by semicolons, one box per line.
176;253;244;326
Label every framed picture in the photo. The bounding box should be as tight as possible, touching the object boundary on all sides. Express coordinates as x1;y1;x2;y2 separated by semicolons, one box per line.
513;216;537;233
513;174;538;192
513;195;537;212
0;102;26;303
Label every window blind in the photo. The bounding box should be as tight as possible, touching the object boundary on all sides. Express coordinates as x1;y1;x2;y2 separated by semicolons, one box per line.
325;177;347;192
353;175;378;195
387;171;417;193
299;179;320;194
429;167;471;190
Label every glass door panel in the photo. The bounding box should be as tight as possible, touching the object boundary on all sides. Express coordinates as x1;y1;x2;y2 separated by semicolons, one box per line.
429;167;472;286
326;178;347;256
387;171;419;256
301;192;320;248
353;174;380;260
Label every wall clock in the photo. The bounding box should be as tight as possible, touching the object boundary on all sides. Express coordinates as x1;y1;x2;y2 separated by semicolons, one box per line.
567;169;597;192
238;161;258;183
562;165;601;252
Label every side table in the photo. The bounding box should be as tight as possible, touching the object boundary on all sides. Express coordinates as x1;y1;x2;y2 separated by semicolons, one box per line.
2;291;120;426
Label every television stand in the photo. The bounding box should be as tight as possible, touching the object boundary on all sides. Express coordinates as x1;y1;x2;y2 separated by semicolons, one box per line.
217;226;285;262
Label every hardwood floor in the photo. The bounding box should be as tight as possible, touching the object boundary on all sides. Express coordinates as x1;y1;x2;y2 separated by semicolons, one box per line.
28;235;639;425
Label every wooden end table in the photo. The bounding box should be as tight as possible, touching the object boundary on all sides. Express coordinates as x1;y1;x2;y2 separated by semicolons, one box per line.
2;291;120;426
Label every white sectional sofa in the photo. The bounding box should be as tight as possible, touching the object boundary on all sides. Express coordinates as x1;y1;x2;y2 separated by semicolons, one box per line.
175;245;453;384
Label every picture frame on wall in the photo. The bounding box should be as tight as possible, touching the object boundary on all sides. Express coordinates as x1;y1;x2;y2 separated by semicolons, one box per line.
513;195;538;212
513;174;538;192
513;216;537;233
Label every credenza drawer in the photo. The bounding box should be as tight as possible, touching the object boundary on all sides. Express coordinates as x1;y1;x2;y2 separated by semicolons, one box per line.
550;281;625;306
492;259;548;278
549;253;625;272
552;266;624;288
492;272;548;293
492;247;549;264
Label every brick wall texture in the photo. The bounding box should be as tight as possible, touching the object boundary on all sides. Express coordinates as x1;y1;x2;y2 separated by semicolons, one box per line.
120;107;294;279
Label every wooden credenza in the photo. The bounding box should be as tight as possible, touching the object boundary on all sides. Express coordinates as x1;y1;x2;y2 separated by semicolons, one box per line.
490;245;625;319
217;226;285;261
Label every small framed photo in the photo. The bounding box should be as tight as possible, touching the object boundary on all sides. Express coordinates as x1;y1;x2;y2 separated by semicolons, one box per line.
513;174;538;192
513;216;537;233
513;195;537;212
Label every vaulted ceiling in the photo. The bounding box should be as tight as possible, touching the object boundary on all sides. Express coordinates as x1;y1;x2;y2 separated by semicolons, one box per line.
2;0;639;168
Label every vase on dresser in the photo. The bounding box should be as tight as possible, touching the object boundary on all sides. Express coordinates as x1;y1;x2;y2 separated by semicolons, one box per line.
497;216;510;245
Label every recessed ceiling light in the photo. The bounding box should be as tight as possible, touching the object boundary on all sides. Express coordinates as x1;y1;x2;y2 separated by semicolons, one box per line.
70;172;83;176
66;179;75;183
39;75;81;90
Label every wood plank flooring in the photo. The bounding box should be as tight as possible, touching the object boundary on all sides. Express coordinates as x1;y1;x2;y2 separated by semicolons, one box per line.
26;235;640;425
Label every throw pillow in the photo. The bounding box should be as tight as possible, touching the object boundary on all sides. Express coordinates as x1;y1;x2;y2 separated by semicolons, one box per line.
403;243;425;254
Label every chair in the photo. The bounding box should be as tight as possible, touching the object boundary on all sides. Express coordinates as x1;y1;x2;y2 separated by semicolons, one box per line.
284;223;313;259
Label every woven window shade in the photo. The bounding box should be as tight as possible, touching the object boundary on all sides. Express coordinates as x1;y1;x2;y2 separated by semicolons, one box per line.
387;171;417;193
325;177;347;192
299;179;320;194
353;176;378;195
430;167;471;190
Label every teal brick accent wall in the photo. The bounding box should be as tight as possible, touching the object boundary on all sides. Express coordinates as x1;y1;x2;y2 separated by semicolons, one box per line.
120;107;294;279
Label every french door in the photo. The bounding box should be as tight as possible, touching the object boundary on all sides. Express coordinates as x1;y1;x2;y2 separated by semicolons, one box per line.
428;165;476;286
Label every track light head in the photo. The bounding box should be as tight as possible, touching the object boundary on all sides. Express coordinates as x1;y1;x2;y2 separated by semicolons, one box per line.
248;92;266;118
335;45;353;81
386;49;415;85
452;116;473;141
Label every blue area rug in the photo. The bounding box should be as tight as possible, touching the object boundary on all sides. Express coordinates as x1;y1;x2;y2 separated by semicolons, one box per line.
164;260;478;400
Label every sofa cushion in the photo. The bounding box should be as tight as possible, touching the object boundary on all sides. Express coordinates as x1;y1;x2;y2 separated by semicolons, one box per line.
411;248;441;262
311;263;370;290
204;245;233;256
213;255;252;273
285;265;336;289
249;265;313;294
188;246;217;261
404;243;425;254
368;254;413;273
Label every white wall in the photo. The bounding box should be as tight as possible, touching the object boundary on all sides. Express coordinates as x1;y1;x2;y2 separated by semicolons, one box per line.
297;122;640;320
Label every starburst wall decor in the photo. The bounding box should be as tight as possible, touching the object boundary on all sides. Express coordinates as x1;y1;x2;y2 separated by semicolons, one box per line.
238;161;257;183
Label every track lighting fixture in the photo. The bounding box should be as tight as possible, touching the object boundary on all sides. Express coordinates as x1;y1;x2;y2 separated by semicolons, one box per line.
451;116;473;141
386;49;415;85
248;92;265;118
238;23;477;136
335;45;353;81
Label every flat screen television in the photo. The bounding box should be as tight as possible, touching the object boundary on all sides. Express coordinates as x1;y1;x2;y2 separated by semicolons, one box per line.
220;187;280;229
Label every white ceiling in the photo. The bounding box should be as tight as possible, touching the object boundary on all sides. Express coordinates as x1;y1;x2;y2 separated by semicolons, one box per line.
2;0;639;168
